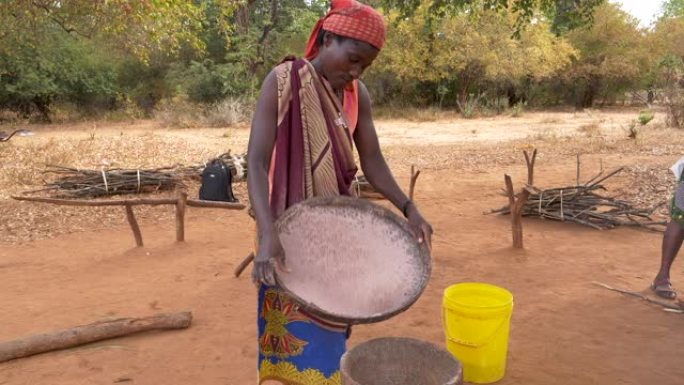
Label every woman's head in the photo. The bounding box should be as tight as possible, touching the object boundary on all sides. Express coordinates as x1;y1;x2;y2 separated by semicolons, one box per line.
304;0;386;89
314;29;379;89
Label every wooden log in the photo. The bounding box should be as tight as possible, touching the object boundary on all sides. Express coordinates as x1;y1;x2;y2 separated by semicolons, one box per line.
186;199;245;210
0;312;192;363
124;203;143;247
12;196;177;206
234;252;255;278
176;191;187;242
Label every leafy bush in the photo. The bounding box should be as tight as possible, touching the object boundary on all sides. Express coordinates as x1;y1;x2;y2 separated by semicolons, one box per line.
510;101;527;117
638;110;654;125
457;94;483;119
167;60;254;104
0;35;119;121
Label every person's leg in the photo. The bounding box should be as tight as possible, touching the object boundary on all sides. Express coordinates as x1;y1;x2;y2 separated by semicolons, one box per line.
261;380;286;385
653;221;684;298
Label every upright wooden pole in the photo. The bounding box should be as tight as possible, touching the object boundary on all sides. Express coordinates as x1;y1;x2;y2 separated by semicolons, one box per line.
523;148;537;185
176;191;187;242
505;149;536;249
504;175;525;248
124;203;143;247
409;165;421;201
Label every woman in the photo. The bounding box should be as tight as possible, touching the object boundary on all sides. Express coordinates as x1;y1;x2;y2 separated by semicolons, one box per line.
247;1;433;383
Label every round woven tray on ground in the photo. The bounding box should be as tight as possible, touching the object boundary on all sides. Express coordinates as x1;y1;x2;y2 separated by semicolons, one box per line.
275;196;431;324
340;337;463;385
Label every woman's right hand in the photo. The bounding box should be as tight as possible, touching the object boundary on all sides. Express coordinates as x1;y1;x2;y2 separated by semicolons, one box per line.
252;231;287;286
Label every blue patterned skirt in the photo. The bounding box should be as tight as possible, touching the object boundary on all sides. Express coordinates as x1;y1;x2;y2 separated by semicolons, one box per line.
257;285;348;385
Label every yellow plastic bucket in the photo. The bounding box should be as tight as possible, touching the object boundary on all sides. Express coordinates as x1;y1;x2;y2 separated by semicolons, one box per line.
442;283;513;384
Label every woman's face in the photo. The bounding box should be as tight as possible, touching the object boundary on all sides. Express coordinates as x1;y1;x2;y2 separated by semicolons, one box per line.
318;33;379;90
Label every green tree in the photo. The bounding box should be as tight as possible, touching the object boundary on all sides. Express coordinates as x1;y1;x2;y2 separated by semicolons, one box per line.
0;33;119;120
381;0;605;35
662;0;684;18
0;1;224;60
0;1;247;118
368;3;575;107
562;2;648;107
226;0;326;77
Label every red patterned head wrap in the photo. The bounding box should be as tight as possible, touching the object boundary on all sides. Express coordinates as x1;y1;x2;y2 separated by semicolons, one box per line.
304;0;386;60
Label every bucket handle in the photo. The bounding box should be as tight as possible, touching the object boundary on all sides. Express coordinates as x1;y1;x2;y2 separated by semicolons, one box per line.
442;307;512;348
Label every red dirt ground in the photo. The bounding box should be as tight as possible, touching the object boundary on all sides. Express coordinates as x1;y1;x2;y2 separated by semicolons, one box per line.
2;162;683;385
2;109;684;384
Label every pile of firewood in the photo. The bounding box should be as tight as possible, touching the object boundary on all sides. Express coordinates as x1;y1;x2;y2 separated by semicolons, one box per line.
491;166;666;231
179;152;248;181
34;165;183;198
20;152;247;199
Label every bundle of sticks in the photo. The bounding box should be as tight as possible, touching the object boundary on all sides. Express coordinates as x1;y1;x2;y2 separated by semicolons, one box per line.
491;167;666;231
35;165;183;198
179;152;248;181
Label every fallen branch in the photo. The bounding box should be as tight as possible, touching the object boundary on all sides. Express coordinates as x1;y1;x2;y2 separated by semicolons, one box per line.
0;312;193;363
592;282;684;312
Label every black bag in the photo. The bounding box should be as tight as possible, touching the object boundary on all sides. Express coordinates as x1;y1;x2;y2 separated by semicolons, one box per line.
199;158;237;202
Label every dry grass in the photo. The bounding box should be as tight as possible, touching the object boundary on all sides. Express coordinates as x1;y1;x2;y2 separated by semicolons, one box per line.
528;127;559;141
614;165;676;218
155;98;253;128
2;113;684;244
0;125;250;243
0;134;234;198
539;116;564;124
372;105;461;122
578;122;602;137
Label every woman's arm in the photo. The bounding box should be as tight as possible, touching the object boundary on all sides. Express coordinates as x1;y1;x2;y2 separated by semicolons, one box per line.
353;81;433;250
247;70;286;285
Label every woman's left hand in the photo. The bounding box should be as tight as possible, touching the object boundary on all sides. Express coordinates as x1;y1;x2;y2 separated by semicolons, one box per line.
405;203;433;252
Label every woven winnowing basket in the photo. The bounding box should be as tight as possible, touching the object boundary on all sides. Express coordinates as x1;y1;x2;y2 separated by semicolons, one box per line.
275;196;431;324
